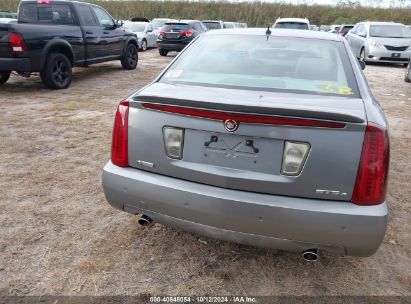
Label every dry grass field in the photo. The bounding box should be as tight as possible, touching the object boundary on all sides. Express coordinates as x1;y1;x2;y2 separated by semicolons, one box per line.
0;50;410;296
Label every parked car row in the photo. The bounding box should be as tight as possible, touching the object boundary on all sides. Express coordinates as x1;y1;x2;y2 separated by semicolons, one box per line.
121;18;247;54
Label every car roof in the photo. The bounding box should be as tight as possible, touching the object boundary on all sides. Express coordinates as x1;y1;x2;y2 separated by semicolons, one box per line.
203;20;222;23
203;28;342;42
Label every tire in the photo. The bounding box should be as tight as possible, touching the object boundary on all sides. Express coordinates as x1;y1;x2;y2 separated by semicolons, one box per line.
359;48;366;62
159;49;168;57
40;53;72;90
405;61;411;83
0;71;11;85
121;43;138;70
140;39;147;52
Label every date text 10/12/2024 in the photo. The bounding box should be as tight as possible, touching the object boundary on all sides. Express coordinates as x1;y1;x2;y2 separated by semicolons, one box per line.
149;296;257;303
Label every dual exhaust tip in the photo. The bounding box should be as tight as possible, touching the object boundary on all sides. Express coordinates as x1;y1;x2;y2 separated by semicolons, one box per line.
137;214;319;262
302;249;319;261
137;214;153;227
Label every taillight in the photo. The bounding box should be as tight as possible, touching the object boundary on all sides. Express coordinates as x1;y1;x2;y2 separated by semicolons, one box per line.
352;123;389;205
37;0;52;4
9;32;27;53
111;100;129;167
180;30;193;37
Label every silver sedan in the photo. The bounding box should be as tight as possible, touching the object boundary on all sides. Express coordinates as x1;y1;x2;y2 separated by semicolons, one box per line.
103;29;389;259
123;21;157;51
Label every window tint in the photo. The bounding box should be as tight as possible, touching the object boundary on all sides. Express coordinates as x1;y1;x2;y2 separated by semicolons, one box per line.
369;25;411;38
19;3;75;24
204;22;222;30
163;23;190;31
92;7;114;27
356;24;365;35
160;35;359;97
275;22;309;30
193;22;202;31
77;5;97;26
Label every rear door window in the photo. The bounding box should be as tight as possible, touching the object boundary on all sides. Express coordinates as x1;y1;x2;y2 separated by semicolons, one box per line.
77;5;97;26
19;3;76;24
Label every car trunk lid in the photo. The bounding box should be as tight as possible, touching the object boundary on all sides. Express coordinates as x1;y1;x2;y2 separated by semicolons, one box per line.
128;83;366;201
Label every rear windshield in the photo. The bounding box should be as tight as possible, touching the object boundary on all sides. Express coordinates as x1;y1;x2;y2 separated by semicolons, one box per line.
340;26;353;34
275;22;309;30
163;23;190;31
204;22;222;30
369;25;411;38
160;35;359;97
18;3;76;24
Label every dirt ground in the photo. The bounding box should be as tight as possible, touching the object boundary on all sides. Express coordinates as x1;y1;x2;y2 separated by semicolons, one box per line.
0;49;410;296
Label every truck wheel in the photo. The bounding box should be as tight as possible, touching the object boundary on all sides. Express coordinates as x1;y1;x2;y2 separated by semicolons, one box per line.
40;53;72;90
121;43;138;70
0;71;11;85
159;49;168;56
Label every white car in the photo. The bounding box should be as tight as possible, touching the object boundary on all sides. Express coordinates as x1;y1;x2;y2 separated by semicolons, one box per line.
123;21;157;51
328;24;341;33
224;22;242;29
0;17;16;24
273;18;310;30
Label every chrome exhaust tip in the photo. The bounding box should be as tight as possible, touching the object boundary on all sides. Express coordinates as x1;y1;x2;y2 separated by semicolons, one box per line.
302;249;319;261
138;214;153;227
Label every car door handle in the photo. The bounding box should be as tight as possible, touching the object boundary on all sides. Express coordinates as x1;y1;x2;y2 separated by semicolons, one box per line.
86;31;93;34
103;31;109;34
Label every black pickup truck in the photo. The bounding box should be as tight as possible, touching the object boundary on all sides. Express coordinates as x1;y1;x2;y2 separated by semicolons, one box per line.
0;0;138;89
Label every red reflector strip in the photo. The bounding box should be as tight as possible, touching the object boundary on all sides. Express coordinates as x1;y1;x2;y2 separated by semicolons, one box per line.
141;103;346;129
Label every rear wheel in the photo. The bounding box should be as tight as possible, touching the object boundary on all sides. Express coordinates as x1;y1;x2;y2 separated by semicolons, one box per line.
405;61;411;83
159;49;168;57
121;43;138;70
40;53;72;90
0;71;11;85
140;39;147;52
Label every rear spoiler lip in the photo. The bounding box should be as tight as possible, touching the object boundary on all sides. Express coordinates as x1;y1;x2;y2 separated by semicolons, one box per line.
132;95;365;124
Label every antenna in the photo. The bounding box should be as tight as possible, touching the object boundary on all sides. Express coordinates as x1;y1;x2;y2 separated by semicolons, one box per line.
266;25;271;40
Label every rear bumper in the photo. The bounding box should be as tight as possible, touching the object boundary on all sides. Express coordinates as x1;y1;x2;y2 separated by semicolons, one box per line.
102;161;388;257
157;41;188;51
0;57;31;72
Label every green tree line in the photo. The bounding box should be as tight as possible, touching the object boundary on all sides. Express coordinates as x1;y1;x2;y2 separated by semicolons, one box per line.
1;0;410;26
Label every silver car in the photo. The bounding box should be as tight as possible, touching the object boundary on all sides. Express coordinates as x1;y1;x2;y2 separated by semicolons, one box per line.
346;21;411;65
123;21;157;51
103;29;390;259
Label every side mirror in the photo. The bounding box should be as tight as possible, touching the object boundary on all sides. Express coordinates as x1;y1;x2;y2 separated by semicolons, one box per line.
359;60;366;70
115;20;123;28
